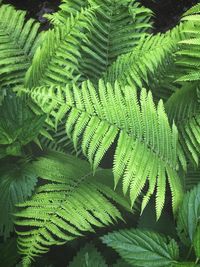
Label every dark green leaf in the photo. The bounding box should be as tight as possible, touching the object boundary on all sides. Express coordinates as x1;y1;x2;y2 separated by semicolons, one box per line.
102;228;179;267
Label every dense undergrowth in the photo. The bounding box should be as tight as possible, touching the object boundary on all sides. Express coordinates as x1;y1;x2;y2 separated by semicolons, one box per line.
0;0;200;266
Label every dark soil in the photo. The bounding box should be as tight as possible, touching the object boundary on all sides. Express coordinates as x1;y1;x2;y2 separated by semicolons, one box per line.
2;0;200;32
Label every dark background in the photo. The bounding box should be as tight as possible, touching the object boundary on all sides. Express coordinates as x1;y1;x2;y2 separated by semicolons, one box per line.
2;0;200;32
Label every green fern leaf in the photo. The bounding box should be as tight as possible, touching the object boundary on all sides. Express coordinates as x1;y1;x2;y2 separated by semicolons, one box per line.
25;8;94;89
68;243;107;267
27;80;183;219
0;4;42;89
80;0;153;81
104;23;187;101
184;164;200;190
45;0;90;25
47;0;153;82
165;84;200;166
15;151;130;266
176;4;200;82
102;228;179;267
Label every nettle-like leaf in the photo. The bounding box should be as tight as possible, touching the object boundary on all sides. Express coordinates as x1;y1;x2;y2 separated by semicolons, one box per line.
177;183;200;246
0;4;42;89
68;243;107;267
102;228;179;267
0;161;37;239
165;84;200;167
15;151;131;266
25;8;94;89
27;80;183;219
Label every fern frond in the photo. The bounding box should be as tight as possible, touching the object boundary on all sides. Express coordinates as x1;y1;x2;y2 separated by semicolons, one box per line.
45;0;90;25
184;164;200;190
68;243;107;267
104;23;187;101
80;0;153;81
25;8;94;89
165;84;200;166
102;228;179;267
48;0;153;82
0;4;42;89
176;4;200;82
27;80;183;219
15;152;130;266
39;122;83;157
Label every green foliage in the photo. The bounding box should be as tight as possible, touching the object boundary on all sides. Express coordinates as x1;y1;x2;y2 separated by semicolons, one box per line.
102;228;179;267
165;84;200;167
113;260;132;267
47;0;153;82
0;0;200;266
0;93;46;239
0;161;37;239
184;164;200;190
0;94;46;158
176;3;200;82
0;4;42;89
80;0;153;81
28;80;183;219
68;243;107;267
193;226;200;258
104;23;186;101
0;238;20;267
177;183;200;246
25;8;94;89
15;151;131;266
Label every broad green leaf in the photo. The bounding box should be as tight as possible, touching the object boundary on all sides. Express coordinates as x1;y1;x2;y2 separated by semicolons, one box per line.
68;243;107;267
177;183;200;245
0;162;37;238
102;228;179;267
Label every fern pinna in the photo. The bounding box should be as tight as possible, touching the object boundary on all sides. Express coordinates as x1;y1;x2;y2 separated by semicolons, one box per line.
0;0;200;266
